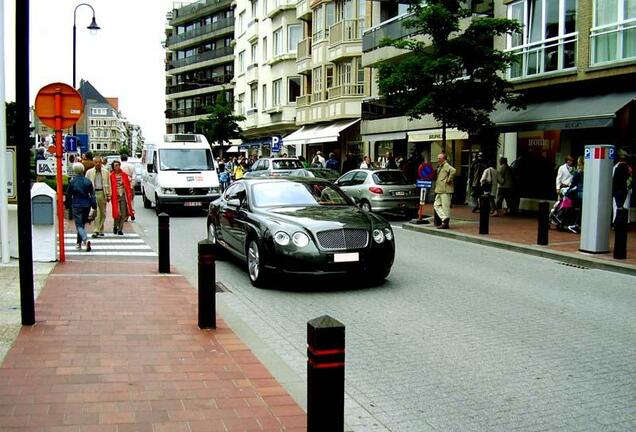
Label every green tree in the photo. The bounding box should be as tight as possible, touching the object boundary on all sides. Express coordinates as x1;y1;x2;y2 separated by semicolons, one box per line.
119;145;131;157
377;1;523;156
195;89;245;157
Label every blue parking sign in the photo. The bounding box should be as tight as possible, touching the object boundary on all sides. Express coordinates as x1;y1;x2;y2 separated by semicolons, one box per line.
584;147;592;159
608;147;615;160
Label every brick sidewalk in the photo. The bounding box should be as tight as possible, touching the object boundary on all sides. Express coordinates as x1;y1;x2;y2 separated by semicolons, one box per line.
0;260;306;431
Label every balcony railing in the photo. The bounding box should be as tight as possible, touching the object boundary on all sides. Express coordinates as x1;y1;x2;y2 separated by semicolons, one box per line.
296;0;310;20
330;19;363;46
165;75;233;94
590;19;636;65
268;0;295;18
327;84;365;99
296;94;311;107
168;46;233;69
170;0;231;22
165;106;209;119
362;13;417;52
297;37;312;59
507;33;577;80
166;17;234;47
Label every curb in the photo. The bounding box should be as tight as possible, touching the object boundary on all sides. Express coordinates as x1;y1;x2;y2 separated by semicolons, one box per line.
403;222;636;277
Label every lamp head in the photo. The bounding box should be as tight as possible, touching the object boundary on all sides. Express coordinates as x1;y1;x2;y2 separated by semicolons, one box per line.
87;17;100;34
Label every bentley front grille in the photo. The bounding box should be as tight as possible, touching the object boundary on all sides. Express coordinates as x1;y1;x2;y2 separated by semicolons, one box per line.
316;229;369;250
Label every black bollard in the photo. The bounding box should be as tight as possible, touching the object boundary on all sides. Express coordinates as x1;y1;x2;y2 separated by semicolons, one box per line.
198;240;216;329
479;195;490;235
613;208;628;260
537;201;549;246
158;212;170;273
307;315;345;432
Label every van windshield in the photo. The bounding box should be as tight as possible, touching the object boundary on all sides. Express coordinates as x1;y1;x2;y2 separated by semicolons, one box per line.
159;149;214;171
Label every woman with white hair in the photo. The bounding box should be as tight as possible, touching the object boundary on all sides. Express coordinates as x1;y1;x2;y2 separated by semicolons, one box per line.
65;162;96;251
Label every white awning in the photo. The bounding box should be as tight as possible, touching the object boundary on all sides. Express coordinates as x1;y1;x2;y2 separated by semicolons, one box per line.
283;119;360;146
408;128;468;142
225;145;241;153
211;139;242;147
362;131;407;142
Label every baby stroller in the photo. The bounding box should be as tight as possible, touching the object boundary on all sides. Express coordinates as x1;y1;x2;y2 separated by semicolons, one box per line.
549;187;580;233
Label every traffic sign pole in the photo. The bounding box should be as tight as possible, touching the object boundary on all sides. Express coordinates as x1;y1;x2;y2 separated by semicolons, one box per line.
55;92;65;262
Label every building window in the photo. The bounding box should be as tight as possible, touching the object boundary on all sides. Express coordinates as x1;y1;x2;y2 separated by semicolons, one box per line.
251;0;258;20
238;11;246;34
288;24;301;52
312;67;322;101
262;84;267;110
591;0;636;64
273;79;282;106
239;50;245;73
273;28;283;56
288;77;301;103
507;0;577;79
262;36;268;61
250;84;258;109
251;42;258;64
238;93;245;115
326;64;334;88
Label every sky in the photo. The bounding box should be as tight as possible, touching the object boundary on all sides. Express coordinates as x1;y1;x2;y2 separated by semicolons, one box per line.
3;0;176;144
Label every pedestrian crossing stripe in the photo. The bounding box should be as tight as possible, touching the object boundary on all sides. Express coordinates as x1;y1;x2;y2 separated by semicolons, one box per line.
63;238;145;244
64;233;140;238
78;245;152;250
65;251;157;257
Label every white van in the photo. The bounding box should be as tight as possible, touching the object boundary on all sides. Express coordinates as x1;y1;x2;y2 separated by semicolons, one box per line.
140;134;221;214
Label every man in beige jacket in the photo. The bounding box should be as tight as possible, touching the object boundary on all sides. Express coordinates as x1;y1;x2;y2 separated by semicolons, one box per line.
85;157;111;237
433;153;456;229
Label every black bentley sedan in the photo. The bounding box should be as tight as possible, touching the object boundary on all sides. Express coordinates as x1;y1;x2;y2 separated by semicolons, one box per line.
206;177;395;287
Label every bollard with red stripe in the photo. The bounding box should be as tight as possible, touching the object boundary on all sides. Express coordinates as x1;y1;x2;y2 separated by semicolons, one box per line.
307;315;345;432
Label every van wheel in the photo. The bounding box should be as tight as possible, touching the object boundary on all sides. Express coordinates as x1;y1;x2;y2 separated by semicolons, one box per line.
142;190;152;209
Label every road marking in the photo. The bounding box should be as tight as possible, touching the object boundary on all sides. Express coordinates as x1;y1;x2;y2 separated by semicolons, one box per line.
63;232;156;257
65;251;157;257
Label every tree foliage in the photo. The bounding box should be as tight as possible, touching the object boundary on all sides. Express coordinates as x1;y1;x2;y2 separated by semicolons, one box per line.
377;1;523;149
195;89;245;156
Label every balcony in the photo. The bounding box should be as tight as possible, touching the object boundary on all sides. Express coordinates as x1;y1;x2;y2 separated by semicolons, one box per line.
168;46;233;70
327;84;365;99
329;19;363;46
268;0;295;19
362;13;417;52
296;0;311;21
166;17;234;48
246;64;259;84
296;37;312;73
590;19;636;66
246;19;259;43
165;106;209;119
507;33;578;80
296;94;311;107
165;75;233;95
170;0;233;25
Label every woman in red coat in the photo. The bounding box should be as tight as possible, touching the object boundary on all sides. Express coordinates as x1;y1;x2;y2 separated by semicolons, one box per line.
110;161;135;235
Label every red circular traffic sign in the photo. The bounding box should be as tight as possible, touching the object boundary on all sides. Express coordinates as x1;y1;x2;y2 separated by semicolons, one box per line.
35;83;83;130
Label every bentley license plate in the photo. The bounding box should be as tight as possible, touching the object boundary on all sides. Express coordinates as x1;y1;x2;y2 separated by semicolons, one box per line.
334;252;359;263
184;202;201;207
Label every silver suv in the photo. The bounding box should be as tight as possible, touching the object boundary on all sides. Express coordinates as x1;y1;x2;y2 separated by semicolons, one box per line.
244;157;304;178
334;169;418;215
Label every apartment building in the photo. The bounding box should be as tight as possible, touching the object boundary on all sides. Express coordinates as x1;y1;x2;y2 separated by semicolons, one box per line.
233;0;302;156
493;0;636;200
164;0;236;135
282;0;369;165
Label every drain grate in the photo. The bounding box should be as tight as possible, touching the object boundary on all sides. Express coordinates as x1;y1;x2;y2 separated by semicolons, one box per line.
558;262;589;270
215;282;231;293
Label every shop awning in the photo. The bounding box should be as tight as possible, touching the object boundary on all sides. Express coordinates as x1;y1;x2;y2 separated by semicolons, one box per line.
225;145;241;153
283;119;360;146
492;92;636;132
363;131;407;142
408;128;468;142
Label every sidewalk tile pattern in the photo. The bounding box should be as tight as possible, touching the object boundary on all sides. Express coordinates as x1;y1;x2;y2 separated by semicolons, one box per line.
0;261;306;431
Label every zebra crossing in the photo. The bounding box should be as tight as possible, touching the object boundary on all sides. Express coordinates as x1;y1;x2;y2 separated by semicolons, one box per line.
64;232;157;257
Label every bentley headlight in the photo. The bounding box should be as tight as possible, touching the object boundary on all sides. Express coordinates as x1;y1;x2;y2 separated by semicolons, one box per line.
372;229;385;244
273;231;290;246
162;187;176;195
292;232;310;247
383;227;393;241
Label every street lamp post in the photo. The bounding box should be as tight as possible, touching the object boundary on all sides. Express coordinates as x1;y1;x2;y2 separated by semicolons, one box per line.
72;3;100;138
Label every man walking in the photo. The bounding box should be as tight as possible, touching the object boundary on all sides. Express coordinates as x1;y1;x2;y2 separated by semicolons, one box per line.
85;157;111;238
433;153;456;229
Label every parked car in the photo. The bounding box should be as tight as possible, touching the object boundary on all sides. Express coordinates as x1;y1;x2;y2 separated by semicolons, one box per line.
244;157;304;178
206;177;395;287
334;169;418;215
132;162;143;194
289;167;341;182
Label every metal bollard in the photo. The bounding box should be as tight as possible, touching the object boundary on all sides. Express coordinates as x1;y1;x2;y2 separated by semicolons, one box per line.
613;208;628;259
537;201;549;246
479;195;490;235
198;240;216;329
158;213;170;273
307;315;345;432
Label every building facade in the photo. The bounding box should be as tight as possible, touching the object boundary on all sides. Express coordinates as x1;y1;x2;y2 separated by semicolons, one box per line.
282;0;370;167
233;0;302;156
164;0;236;134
